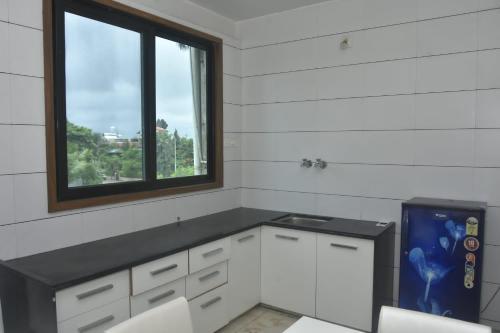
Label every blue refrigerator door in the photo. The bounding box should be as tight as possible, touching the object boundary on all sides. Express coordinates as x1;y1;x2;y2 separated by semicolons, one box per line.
399;206;484;322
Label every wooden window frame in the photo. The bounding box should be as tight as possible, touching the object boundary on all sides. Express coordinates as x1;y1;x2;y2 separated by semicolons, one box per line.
43;0;223;212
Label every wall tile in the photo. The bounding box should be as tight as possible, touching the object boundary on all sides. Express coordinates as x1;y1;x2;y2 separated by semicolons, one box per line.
0;22;7;73
477;90;500;128
417;0;479;19
0;225;16;260
364;23;417;62
365;59;416;96
0;0;7;21
224;161;241;188
223;44;241;77
0;74;10;124
474;168;500;206
16;214;83;257
412;166;476;201
414;130;475;166
175;193;209;221
238;5;317;48
223;74;241;105
478;49;500;89
223;133;241;161
478;9;500;50
8;0;43;29
483;245;500;283
416;52;477;93
315;194;361;220
243;101;317;132
480;282;500;322
316;64;365;99
317;0;365;36
315;31;366;68
82;206;134;243
417;13;477;57
362;131;415;165
358;165;413;199
243;38;315;76
364;0;417;28
415;91;476;129
10;75;44;125
223;103;241;132
485;207;500;245
362;95;415;130
271;132;315;162
360;198;403;232
0;125;12;174
242;188;315;215
132;199;176;231
13;173;49;222
12;125;46;173
206;189;240;214
475;130;500;167
480;0;500;9
8;24;43;77
0;175;14;226
316;98;364;131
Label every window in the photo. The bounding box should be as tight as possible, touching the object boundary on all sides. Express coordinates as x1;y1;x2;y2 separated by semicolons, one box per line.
45;0;223;211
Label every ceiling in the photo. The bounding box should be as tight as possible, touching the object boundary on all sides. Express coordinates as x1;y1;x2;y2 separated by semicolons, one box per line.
188;0;327;21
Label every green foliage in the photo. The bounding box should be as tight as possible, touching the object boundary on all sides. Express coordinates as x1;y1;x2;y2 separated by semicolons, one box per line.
66;119;195;187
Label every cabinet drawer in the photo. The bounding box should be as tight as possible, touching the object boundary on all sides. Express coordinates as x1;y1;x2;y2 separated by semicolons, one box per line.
189;238;231;274
186;262;228;300
316;234;374;331
131;251;188;295
57;297;129;333
131;277;186;316
56;271;129;322
189;284;229;333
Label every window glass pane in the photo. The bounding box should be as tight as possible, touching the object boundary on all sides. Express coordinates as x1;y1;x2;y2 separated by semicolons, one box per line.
155;37;208;179
65;13;143;187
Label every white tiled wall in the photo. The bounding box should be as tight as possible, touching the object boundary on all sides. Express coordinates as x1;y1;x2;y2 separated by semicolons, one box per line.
0;0;243;263
238;0;500;328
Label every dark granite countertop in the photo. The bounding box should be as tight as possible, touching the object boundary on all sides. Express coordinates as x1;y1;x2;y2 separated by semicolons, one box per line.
0;208;394;291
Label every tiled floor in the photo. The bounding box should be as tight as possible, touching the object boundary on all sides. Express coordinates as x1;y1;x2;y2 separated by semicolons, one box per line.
218;306;299;333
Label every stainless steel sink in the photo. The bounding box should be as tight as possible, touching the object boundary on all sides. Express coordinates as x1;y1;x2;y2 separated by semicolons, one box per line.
272;214;332;227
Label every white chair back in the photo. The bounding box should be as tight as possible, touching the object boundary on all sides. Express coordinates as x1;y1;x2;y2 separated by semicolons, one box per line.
378;306;491;333
105;297;193;333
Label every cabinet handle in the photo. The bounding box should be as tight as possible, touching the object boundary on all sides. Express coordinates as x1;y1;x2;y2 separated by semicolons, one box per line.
202;247;223;258
275;234;299;241
238;234;255;243
76;284;113;300
148;289;175;304
200;296;222;309
199;270;220;282
150;264;178;276
77;315;114;333
330;243;358;250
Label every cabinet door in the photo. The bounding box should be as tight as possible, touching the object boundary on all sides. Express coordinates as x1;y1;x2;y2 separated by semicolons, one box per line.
228;227;261;320
261;226;316;316
316;234;374;331
189;284;229;333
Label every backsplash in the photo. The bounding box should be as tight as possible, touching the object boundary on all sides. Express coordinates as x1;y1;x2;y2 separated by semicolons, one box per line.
237;0;500;328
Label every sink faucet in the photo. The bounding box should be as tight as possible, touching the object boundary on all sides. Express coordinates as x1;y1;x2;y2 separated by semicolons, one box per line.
300;158;313;168
314;158;327;169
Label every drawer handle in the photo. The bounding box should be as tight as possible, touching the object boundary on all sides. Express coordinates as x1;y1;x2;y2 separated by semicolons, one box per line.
331;243;358;250
238;234;255;243
148;289;175;304
275;234;299;241
199;270;220;282
77;315;114;333
150;264;178;276
202;247;223;258
200;296;222;309
76;284;114;300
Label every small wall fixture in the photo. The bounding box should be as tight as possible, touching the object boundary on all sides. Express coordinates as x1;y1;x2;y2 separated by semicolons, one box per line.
340;37;351;50
301;158;313;168
314;159;328;169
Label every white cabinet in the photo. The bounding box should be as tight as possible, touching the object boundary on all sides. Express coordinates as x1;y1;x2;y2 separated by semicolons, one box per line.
189;238;231;274
260;226;316;316
186;262;228;300
316;234;374;332
189;284;229;333
130;277;186;316
228;227;261;320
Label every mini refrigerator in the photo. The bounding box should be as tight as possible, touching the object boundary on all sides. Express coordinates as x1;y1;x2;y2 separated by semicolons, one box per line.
399;197;486;322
